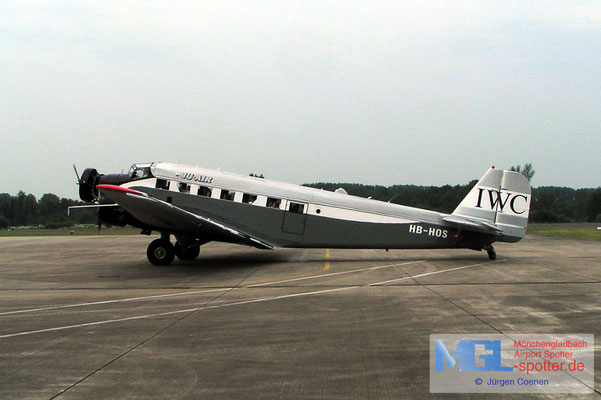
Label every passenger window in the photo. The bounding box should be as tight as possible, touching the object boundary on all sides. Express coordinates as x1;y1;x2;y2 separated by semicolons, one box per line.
178;182;190;193
289;202;305;214
267;197;281;209
254;195;267;207
220;190;235;201
242;193;257;204
197;186;212;197
156;179;170;190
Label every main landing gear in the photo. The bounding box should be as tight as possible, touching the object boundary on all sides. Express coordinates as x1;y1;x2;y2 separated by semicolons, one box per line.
175;242;200;261
147;238;175;265
146;233;200;265
483;244;496;260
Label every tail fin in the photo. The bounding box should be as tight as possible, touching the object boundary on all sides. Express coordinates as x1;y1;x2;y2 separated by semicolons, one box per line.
451;167;531;241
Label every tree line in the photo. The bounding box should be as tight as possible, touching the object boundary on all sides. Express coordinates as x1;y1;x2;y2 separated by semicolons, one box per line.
0;192;96;229
1;182;600;229
303;182;601;223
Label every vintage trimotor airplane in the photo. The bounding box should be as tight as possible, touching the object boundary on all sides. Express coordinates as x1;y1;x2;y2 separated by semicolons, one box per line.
72;163;531;265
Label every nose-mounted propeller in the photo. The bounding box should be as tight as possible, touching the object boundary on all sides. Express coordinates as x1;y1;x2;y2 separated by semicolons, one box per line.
72;164;103;232
70;164;136;233
73;164;81;185
76;167;101;203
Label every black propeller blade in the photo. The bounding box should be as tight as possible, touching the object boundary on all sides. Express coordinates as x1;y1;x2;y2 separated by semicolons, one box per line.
73;164;81;185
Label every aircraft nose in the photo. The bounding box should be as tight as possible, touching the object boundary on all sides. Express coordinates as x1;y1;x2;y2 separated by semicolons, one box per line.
79;168;100;202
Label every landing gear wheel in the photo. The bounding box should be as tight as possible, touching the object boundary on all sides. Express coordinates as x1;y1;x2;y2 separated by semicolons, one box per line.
175;243;200;261
487;248;496;260
147;239;175;265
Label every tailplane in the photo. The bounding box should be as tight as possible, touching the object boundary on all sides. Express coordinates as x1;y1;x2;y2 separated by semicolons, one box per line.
450;167;531;242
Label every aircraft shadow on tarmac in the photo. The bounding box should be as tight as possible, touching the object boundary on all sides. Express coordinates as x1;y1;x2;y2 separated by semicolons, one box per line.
138;251;291;273
286;254;495;264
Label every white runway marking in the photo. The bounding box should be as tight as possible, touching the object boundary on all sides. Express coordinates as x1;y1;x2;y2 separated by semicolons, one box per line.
0;259;499;339
0;287;354;339
0;288;231;316
247;260;424;287
0;260;424;316
368;259;506;286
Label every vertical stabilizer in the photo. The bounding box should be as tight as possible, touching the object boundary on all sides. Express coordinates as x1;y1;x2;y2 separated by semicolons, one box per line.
452;167;531;241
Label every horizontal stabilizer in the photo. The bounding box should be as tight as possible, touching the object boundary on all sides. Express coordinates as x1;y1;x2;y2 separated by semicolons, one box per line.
67;204;119;216
442;215;502;233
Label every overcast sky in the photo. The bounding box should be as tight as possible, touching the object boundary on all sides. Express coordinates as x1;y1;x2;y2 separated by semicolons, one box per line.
1;1;600;199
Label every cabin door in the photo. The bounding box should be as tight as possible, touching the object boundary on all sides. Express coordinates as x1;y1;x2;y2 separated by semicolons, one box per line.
282;201;307;235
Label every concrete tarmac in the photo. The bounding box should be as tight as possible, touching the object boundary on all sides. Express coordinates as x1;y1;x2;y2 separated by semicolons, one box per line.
0;235;599;399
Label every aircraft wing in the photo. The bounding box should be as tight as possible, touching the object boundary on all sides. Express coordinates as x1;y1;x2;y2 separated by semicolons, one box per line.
441;215;503;234
96;185;277;250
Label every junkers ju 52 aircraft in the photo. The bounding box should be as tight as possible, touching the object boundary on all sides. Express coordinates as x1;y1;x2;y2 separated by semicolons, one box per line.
73;163;531;265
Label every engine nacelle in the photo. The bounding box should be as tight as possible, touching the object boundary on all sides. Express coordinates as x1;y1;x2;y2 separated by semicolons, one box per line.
79;168;100;202
79;168;132;202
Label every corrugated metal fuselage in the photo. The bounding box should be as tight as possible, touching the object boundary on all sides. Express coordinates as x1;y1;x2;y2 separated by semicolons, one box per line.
146;189;498;250
120;163;501;251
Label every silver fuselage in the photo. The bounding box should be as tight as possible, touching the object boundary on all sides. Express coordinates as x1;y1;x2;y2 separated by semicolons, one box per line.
118;163;500;250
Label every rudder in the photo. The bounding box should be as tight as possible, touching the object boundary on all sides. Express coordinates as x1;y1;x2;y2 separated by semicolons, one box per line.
452;167;531;242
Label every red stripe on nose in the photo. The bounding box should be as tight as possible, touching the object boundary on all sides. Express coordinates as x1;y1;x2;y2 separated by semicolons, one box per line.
96;184;144;196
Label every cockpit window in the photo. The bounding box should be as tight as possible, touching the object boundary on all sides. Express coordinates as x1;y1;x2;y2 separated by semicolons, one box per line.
128;163;153;179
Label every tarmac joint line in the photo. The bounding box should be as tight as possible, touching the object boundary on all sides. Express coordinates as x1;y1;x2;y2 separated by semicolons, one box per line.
0;259;500;340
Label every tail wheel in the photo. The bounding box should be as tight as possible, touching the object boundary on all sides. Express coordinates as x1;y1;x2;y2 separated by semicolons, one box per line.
147;239;175;265
175;243;200;261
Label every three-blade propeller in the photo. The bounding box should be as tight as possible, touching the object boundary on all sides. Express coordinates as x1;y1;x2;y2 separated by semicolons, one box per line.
72;164;103;233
